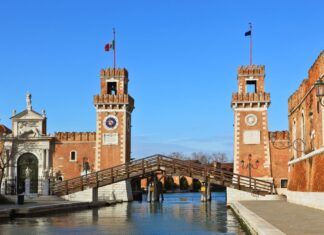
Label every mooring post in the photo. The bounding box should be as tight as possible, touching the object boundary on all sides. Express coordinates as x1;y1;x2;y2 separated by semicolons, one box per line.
207;179;211;201
201;181;207;202
147;178;152;203
153;175;160;202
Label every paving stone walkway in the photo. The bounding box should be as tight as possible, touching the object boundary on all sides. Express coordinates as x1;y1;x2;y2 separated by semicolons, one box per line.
240;200;324;235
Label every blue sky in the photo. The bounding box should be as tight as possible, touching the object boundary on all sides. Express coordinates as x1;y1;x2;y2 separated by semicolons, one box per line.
0;0;323;160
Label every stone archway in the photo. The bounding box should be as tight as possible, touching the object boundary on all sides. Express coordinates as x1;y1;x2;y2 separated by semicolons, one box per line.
17;153;38;194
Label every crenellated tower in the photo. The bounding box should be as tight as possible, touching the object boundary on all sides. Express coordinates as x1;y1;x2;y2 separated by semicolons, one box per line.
231;65;272;180
93;68;134;170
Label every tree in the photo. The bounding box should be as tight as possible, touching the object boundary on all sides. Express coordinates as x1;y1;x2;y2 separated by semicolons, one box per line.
0;138;24;194
167;152;187;160
191;152;210;164
210;152;228;163
0;141;10;193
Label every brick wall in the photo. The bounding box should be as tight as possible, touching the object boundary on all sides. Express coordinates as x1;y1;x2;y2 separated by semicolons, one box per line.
287;50;324;192
52;132;96;180
288;154;324;191
269;131;290;188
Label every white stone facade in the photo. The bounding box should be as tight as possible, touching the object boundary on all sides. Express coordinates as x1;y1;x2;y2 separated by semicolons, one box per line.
62;180;133;202
1;93;53;195
287;190;324;211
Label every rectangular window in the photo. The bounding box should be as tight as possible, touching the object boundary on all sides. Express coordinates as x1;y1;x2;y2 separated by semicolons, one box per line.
70;151;77;161
246;80;257;93
107;82;117;95
280;179;288;188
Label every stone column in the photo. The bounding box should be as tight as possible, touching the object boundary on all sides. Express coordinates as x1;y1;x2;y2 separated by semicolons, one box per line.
42;177;49;195
41;149;50;195
45;149;49;170
7;150;12;180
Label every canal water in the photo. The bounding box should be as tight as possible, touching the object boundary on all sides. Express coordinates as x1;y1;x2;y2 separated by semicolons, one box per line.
0;192;247;235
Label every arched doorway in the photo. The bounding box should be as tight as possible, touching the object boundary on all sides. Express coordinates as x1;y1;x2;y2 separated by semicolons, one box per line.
17;153;38;194
180;177;189;190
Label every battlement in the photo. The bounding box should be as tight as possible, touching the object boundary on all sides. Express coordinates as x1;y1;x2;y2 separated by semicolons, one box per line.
231;92;270;103
288;51;324;113
269;131;289;141
288;78;309;113
237;65;265;77
93;94;134;107
309;50;324;81
55;132;96;142
100;68;128;78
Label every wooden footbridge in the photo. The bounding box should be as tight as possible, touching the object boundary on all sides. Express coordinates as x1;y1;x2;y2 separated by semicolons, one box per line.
53;154;274;196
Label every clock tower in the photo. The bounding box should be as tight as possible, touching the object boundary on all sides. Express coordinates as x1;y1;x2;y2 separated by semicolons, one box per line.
231;65;272;180
93;68;134;170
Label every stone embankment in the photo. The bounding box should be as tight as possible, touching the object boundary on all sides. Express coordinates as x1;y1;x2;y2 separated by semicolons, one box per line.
0;195;122;220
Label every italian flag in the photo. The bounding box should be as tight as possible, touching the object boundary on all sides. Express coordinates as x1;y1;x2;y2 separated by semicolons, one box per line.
105;40;115;51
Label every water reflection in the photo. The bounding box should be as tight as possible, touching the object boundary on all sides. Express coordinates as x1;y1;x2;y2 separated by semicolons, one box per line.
0;192;246;235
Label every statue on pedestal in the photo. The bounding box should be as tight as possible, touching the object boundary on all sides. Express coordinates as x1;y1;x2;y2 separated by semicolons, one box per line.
25;167;32;179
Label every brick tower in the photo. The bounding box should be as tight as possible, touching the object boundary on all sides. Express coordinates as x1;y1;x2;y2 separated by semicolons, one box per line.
93;68;134;170
231;65;272;180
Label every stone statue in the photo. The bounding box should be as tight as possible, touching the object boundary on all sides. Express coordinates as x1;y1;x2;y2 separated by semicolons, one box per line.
49;167;53;177
26;92;32;110
25;167;32;178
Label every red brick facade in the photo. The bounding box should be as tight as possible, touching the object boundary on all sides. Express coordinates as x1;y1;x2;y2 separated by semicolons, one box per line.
52;132;96;180
52;68;134;180
288;51;324;192
232;65;290;190
268;131;290;189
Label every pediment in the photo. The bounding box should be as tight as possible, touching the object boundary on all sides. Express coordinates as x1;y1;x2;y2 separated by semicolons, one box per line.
11;110;44;120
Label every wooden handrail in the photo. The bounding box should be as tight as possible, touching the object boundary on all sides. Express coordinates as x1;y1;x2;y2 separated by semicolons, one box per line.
53;154;275;196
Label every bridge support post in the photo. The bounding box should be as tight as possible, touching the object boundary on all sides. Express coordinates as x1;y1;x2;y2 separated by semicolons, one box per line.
92;187;98;203
153;175;159;202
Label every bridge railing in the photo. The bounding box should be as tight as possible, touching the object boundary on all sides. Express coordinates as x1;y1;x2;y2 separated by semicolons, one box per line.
53;155;163;195
53;154;274;196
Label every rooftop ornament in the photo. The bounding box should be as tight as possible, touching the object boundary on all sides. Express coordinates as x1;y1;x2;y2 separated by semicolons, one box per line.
270;132;305;152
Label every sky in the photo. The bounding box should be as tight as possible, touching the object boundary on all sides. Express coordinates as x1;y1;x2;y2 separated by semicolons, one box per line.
0;0;323;160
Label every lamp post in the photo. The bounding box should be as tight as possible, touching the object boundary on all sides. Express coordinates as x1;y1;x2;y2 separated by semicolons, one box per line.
314;74;324;107
240;154;259;188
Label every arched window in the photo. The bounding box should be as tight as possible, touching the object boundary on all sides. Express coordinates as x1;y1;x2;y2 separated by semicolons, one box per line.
70;151;77;161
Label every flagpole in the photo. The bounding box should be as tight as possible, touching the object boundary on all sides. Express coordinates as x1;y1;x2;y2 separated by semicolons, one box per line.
113;28;116;75
250;23;252;65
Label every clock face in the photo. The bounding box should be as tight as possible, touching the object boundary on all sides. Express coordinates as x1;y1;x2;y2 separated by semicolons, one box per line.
245;114;257;126
104;115;118;130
